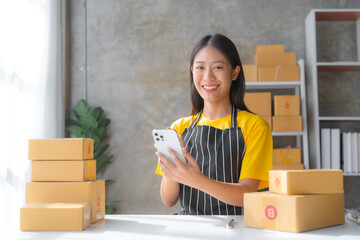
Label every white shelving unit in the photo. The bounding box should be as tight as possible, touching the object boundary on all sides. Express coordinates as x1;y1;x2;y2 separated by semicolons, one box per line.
245;59;309;169
305;9;360;174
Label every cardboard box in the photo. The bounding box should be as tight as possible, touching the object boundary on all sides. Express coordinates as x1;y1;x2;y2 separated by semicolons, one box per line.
26;180;105;224
31;160;96;182
273;148;301;164
260;116;272;131
258;66;300;81
244;191;345;233
20;203;90;231
244;92;271;116
274;95;300;116
28;138;94;160
243;65;257;82
272;116;302;132
273;163;304;170
256;45;284;53
254;52;297;67
269;169;343;195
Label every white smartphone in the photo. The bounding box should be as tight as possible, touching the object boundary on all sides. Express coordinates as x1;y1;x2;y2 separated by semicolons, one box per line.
152;129;185;165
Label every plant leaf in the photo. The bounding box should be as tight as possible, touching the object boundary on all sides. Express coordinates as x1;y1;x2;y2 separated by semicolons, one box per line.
66;117;81;127
105;179;115;186
98;118;111;128
93;107;104;121
74;100;98;129
66;125;84;137
96;155;113;173
95;144;110;158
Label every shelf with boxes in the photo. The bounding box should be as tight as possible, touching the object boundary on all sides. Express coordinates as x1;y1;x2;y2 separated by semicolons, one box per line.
305;9;360;174
20;138;105;231
244;44;309;170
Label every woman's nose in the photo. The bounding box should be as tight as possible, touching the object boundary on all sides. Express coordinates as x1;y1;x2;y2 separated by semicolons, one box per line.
204;69;215;81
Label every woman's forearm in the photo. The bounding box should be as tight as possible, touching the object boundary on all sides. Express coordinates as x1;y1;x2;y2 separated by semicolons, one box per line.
160;176;180;207
191;175;259;207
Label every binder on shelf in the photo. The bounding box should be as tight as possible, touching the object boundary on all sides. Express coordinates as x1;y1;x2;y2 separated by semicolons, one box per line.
343;133;352;173
351;133;358;173
331;129;340;170
321;128;331;169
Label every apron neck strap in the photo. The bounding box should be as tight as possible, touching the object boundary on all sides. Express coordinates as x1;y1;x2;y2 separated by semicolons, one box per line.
189;105;237;129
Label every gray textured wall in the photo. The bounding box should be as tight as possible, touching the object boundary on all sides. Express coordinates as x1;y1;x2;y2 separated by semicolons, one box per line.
68;0;360;214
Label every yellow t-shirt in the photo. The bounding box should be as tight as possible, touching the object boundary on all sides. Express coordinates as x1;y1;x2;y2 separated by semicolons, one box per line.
155;110;273;190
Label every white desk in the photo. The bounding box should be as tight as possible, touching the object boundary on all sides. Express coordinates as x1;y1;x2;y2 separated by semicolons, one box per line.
2;215;359;240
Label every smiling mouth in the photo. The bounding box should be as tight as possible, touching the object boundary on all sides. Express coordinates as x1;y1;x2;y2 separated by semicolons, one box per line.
202;85;219;92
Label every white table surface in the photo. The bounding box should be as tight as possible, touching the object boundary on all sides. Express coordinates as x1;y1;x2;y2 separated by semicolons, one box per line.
1;215;359;240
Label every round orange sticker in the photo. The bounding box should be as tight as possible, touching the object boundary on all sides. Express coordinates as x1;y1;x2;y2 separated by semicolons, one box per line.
275;177;280;187
285;103;290;109
265;205;277;220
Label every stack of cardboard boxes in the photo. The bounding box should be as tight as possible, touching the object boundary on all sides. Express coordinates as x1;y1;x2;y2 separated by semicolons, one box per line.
243;44;300;82
272;95;302;132
20;138;105;231
244;169;345;233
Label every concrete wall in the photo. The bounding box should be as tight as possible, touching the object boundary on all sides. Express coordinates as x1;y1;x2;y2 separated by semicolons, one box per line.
68;0;360;214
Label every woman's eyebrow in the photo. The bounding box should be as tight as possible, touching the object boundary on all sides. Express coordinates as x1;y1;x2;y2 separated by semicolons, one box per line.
194;60;226;64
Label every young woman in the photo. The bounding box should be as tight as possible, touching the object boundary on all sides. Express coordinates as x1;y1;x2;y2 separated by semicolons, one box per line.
155;34;272;215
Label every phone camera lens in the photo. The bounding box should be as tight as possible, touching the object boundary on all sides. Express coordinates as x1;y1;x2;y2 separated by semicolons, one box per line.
154;133;158;136
156;138;160;141
160;135;164;138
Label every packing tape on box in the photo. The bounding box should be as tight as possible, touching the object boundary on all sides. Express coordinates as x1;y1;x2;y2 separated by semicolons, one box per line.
261;196;279;229
274;65;282;81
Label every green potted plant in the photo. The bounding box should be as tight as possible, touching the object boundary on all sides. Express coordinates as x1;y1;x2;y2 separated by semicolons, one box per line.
66;99;120;214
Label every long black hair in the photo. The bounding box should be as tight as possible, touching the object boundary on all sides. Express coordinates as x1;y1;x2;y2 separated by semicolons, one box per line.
189;34;250;115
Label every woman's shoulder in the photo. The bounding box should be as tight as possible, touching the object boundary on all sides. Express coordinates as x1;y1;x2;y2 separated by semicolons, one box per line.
237;110;270;129
170;114;199;135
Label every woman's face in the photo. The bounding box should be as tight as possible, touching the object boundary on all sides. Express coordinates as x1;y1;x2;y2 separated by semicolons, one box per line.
191;45;239;105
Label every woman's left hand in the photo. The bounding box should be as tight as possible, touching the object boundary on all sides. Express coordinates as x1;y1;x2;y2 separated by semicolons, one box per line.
156;136;203;187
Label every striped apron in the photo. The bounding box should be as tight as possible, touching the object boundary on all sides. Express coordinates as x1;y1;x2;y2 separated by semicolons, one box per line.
178;105;245;215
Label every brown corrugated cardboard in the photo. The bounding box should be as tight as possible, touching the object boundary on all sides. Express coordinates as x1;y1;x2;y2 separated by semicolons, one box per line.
31;160;96;182
256;45;284;53
273;163;304;170
243;65;257;82
254;52;297;67
26;180;105;224
274;95;300;116
28;138;94;160
273;148;301;164
244;92;271;116
269;169;343;195
244;191;345;233
272;116;302;132
258;66;300;81
20;203;90;231
260;116;272;131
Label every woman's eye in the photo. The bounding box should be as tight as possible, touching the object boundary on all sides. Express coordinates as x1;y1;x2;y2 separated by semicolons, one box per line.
214;66;223;69
195;66;204;70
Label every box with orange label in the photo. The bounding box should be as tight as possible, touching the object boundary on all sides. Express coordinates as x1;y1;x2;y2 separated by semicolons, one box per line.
28;138;94;160
20;203;90;231
272;116;302;132
244;92;271;116
31;160;96;182
243;65;257;82
244;191;345;233
258;66;300;82
269;169;343;195
254;52;297;67
273;163;304;170
26;180;105;224
273;148;301;164
256;45;284;53
274;95;300;116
